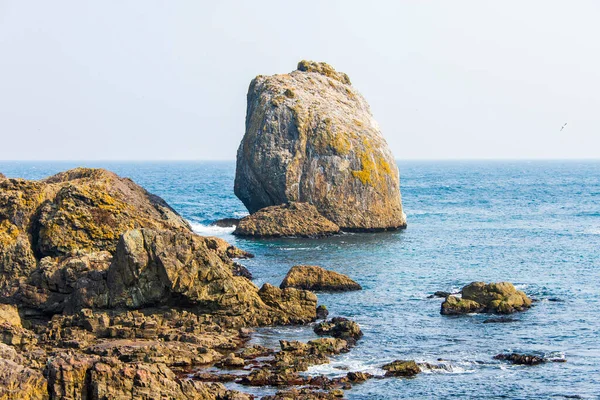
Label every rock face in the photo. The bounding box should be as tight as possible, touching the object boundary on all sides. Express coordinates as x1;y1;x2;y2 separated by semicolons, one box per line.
0;168;316;325
280;265;361;292
0;168;190;311
234;202;339;238
234;60;406;231
441;282;532;315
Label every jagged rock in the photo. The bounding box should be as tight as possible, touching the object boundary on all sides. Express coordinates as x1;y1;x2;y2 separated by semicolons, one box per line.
0;357;48;400
203;236;253;260
314;317;363;344
107;229;316;326
382;360;421;377
441;282;532;315
233;202;339;238
234;60;406;231
46;353;249;399
280;265;361;291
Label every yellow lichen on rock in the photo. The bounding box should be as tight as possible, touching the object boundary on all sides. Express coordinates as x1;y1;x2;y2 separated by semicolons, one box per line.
235;61;406;230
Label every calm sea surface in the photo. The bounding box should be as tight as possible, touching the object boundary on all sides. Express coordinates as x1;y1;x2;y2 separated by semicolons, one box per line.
1;160;599;399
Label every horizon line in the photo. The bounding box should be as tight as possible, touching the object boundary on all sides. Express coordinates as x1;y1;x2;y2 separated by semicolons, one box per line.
1;158;600;163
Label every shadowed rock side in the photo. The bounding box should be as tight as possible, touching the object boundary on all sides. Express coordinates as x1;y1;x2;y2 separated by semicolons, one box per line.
441;282;532;315
234;60;407;231
280;265;362;292
0;168;192;313
233;202;340;238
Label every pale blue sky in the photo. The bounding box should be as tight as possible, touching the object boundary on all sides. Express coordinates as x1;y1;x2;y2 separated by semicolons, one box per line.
0;1;598;160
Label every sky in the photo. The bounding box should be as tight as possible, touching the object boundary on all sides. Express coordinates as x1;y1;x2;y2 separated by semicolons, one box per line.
0;1;598;161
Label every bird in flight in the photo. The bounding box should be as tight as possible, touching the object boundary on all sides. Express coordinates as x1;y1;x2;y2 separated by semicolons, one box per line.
560;123;567;132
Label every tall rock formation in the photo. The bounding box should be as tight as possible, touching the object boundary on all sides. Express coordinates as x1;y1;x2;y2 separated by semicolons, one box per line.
234;60;406;231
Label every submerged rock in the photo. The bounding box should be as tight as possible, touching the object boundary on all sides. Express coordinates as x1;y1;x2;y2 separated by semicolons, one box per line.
234;60;406;231
382;360;421;377
280;265;361;292
233;202;339;238
493;353;546;365
441;282;532;315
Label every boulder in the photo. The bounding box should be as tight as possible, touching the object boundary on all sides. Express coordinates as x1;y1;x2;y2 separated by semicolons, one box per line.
382;360;421;377
280;265;361;291
234;60;406;231
314;317;363;344
233;202;339;238
441;282;532;315
316;305;329;320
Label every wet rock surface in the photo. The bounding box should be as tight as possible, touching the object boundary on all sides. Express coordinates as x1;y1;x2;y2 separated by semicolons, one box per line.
234;202;340;238
382;360;421;377
494;353;566;365
280;265;361;292
441;282;532;315
234;61;406;231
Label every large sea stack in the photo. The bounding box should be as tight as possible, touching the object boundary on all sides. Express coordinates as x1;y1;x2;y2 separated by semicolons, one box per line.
234;60;406;231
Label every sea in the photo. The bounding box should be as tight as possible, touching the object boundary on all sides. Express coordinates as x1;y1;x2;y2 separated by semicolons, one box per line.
1;160;599;399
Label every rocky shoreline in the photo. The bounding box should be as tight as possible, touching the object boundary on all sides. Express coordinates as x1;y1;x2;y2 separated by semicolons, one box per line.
0;61;567;399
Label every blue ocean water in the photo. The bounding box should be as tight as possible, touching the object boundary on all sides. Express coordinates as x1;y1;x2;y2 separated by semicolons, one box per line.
1;160;599;399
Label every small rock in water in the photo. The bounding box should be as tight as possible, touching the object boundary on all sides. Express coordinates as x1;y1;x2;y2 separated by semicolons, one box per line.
547;298;565;302
428;291;452;299
281;265;362;292
441;282;532;315
382;360;421;377
347;371;373;382
493;353;547;365
232;262;253;280
210;218;240;227
316;305;329;320
314;317;363;344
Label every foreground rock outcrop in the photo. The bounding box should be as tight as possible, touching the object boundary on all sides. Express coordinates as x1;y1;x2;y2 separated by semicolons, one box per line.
0;168;323;399
234;202;339;238
281;265;361;292
234;60;406;231
441;282;532;315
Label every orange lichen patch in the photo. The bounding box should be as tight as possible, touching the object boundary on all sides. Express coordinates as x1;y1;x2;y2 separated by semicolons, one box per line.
353;119;364;128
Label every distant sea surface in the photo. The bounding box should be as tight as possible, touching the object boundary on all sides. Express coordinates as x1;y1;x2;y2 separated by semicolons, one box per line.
1;160;599;399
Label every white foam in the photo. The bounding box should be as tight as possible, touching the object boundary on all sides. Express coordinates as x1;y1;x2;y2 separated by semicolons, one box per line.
189;222;235;235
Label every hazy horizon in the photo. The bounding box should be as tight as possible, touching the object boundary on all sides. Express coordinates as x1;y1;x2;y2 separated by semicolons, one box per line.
1;1;599;161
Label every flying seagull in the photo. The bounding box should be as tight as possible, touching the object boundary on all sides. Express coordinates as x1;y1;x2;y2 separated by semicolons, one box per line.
560;123;567;132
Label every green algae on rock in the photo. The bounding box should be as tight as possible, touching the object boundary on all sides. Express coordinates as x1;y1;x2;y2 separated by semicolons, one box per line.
234;61;407;231
280;265;361;292
441;282;532;315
